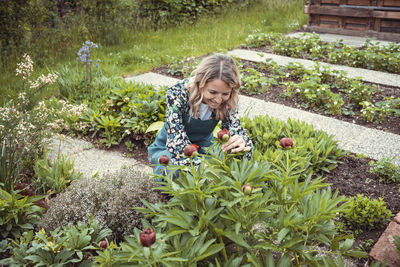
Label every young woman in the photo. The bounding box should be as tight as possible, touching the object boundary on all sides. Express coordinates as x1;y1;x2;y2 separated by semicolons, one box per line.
148;53;253;174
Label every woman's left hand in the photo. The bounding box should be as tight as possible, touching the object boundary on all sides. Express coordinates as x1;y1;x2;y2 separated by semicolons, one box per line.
221;135;251;153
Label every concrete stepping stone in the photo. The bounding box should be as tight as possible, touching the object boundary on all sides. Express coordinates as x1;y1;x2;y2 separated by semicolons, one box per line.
369;212;400;267
227;49;400;88
47;135;152;179
286;32;394;48
126;72;400;165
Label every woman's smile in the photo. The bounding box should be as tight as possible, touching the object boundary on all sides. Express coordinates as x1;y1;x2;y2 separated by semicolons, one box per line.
202;79;232;108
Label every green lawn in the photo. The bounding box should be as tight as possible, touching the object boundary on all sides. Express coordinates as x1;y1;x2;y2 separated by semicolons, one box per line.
0;0;307;103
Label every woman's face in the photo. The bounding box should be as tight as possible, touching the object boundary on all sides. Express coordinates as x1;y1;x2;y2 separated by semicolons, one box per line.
201;79;232;109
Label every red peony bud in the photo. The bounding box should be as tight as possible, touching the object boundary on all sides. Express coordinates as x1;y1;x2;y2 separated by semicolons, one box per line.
217;129;230;142
242;184;252;195
140;227;156;247
158;155;169;165
99;240;108;249
279;138;294;149
183;144;199;157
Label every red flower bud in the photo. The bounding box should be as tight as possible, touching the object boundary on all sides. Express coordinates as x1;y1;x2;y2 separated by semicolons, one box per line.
158;155;169;165
279;138;294;149
183;144;199;157
217;129;230;142
140;227;156;247
99;240;108;249
242;184;252;195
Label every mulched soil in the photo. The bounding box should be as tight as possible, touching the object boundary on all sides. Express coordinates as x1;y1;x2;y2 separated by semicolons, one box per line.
150;59;400;264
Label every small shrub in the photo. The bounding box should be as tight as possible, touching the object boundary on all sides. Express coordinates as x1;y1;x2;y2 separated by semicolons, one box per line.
343;194;392;231
368;157;400;184
39;166;161;241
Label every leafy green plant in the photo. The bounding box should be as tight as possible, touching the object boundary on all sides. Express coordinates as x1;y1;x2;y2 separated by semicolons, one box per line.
245;32;400;74
343;194;392;231
167;56;199;77
39;166;162;242
284;78;344;115
33;152;82;195
341;79;377;106
0;138;21;193
130;144;365;265
241;67;269;95
360;97;400;123
96;221;188;266
0;188;44;239
96;114;122;147
242;115;344;175
368;157;400;184
357;238;375;252
0;216;111;266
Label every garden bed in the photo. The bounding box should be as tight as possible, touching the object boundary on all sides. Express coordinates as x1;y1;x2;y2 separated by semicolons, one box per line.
149;51;400;265
152;59;400;135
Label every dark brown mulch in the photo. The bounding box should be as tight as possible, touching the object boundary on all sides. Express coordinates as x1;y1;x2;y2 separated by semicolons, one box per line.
323;154;400;248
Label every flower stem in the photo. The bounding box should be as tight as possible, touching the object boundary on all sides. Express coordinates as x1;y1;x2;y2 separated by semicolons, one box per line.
150;247;157;267
218;235;228;262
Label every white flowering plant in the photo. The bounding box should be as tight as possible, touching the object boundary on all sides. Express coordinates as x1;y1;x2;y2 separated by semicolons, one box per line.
15;54;58;109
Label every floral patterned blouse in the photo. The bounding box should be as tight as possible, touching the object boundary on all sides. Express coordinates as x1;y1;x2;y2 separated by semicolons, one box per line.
165;79;253;167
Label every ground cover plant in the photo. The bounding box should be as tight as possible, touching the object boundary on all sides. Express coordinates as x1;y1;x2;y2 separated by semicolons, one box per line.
244;32;400;74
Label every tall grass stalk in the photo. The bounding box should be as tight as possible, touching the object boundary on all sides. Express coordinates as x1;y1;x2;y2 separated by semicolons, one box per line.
0;0;306;104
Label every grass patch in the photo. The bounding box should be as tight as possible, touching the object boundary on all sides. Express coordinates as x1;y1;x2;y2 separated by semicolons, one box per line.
0;0;307;104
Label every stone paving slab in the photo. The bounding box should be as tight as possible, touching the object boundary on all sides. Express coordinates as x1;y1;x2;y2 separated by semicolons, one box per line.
127;72;400;165
286;32;394;48
47;135;152;179
125;72;178;88
227;49;400;88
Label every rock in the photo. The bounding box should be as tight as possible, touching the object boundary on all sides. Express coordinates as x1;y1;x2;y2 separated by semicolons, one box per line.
394;213;400;224
369;212;400;266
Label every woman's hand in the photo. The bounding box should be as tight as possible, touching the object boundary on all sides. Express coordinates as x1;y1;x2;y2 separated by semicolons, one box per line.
221;135;251;153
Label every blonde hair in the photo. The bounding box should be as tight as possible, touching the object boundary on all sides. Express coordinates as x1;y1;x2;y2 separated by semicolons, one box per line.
187;54;241;121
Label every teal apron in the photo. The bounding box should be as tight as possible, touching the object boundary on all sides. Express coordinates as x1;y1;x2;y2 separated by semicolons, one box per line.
148;113;219;175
